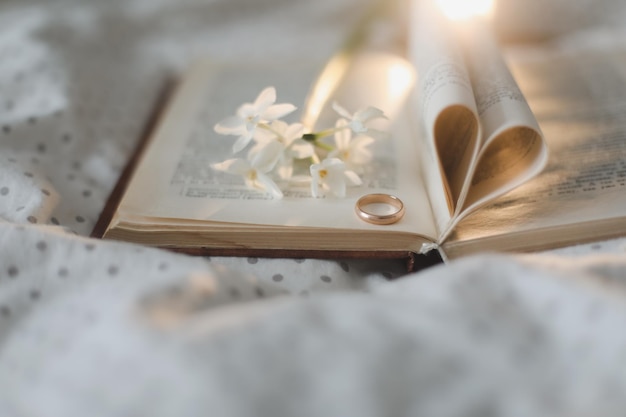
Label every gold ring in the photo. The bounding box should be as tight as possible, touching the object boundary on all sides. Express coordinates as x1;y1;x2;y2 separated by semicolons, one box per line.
355;194;405;225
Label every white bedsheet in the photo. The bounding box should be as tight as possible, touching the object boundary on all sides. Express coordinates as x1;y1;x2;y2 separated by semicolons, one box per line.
1;0;626;415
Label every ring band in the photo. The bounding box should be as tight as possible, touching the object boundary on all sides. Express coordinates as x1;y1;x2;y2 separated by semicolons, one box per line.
355;194;405;225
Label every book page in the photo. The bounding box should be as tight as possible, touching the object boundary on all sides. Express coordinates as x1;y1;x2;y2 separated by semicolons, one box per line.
113;53;438;240
447;32;626;250
454;18;547;216
409;0;480;223
409;0;547;240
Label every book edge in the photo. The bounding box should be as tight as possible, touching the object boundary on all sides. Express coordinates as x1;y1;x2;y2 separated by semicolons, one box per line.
442;216;626;259
91;78;177;239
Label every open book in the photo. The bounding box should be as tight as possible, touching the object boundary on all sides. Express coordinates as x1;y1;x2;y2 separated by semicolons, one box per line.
95;2;626;269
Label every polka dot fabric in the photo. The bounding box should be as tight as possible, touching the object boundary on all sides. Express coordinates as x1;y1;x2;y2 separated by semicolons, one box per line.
2;227;626;417
2;0;626;416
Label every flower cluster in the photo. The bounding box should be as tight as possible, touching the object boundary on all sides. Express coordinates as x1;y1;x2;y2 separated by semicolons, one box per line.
211;86;386;198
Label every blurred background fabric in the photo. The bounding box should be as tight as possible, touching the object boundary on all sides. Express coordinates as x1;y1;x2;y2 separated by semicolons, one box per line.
1;0;626;416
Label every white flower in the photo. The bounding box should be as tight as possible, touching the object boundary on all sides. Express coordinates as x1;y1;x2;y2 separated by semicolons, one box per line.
211;142;284;198
328;118;374;169
249;120;314;180
214;87;297;154
332;101;386;134
310;158;362;198
253;120;312;158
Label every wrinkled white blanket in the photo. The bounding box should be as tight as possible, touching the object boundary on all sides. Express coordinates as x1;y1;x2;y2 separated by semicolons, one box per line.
2;0;626;416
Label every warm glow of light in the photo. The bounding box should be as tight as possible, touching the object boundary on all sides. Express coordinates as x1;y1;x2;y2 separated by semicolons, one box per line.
435;0;494;20
388;62;416;99
301;52;352;129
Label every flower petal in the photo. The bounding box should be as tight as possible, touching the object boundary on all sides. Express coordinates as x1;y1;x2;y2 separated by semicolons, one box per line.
310;162;322;177
243;172;257;190
310;184;320;198
276;160;294;180
214;116;245;135
236;103;258;119
334;118;351;149
343;169;363;186
322;158;346;170
289;139;315;159
349;119;367;134
248;140;275;161
262;103;297;121
252;127;277;143
211;158;250;175
250;140;282;172
232;133;253;153
332;101;352;119
270;119;289;136
285;122;305;142
355;106;386;122
253;87;277;111
325;170;346;197
254;172;283;198
310;163;323;198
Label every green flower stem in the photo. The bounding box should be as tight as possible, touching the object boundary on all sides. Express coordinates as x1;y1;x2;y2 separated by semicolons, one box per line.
302;124;352;152
301;133;334;152
302;125;345;142
313;141;334;152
